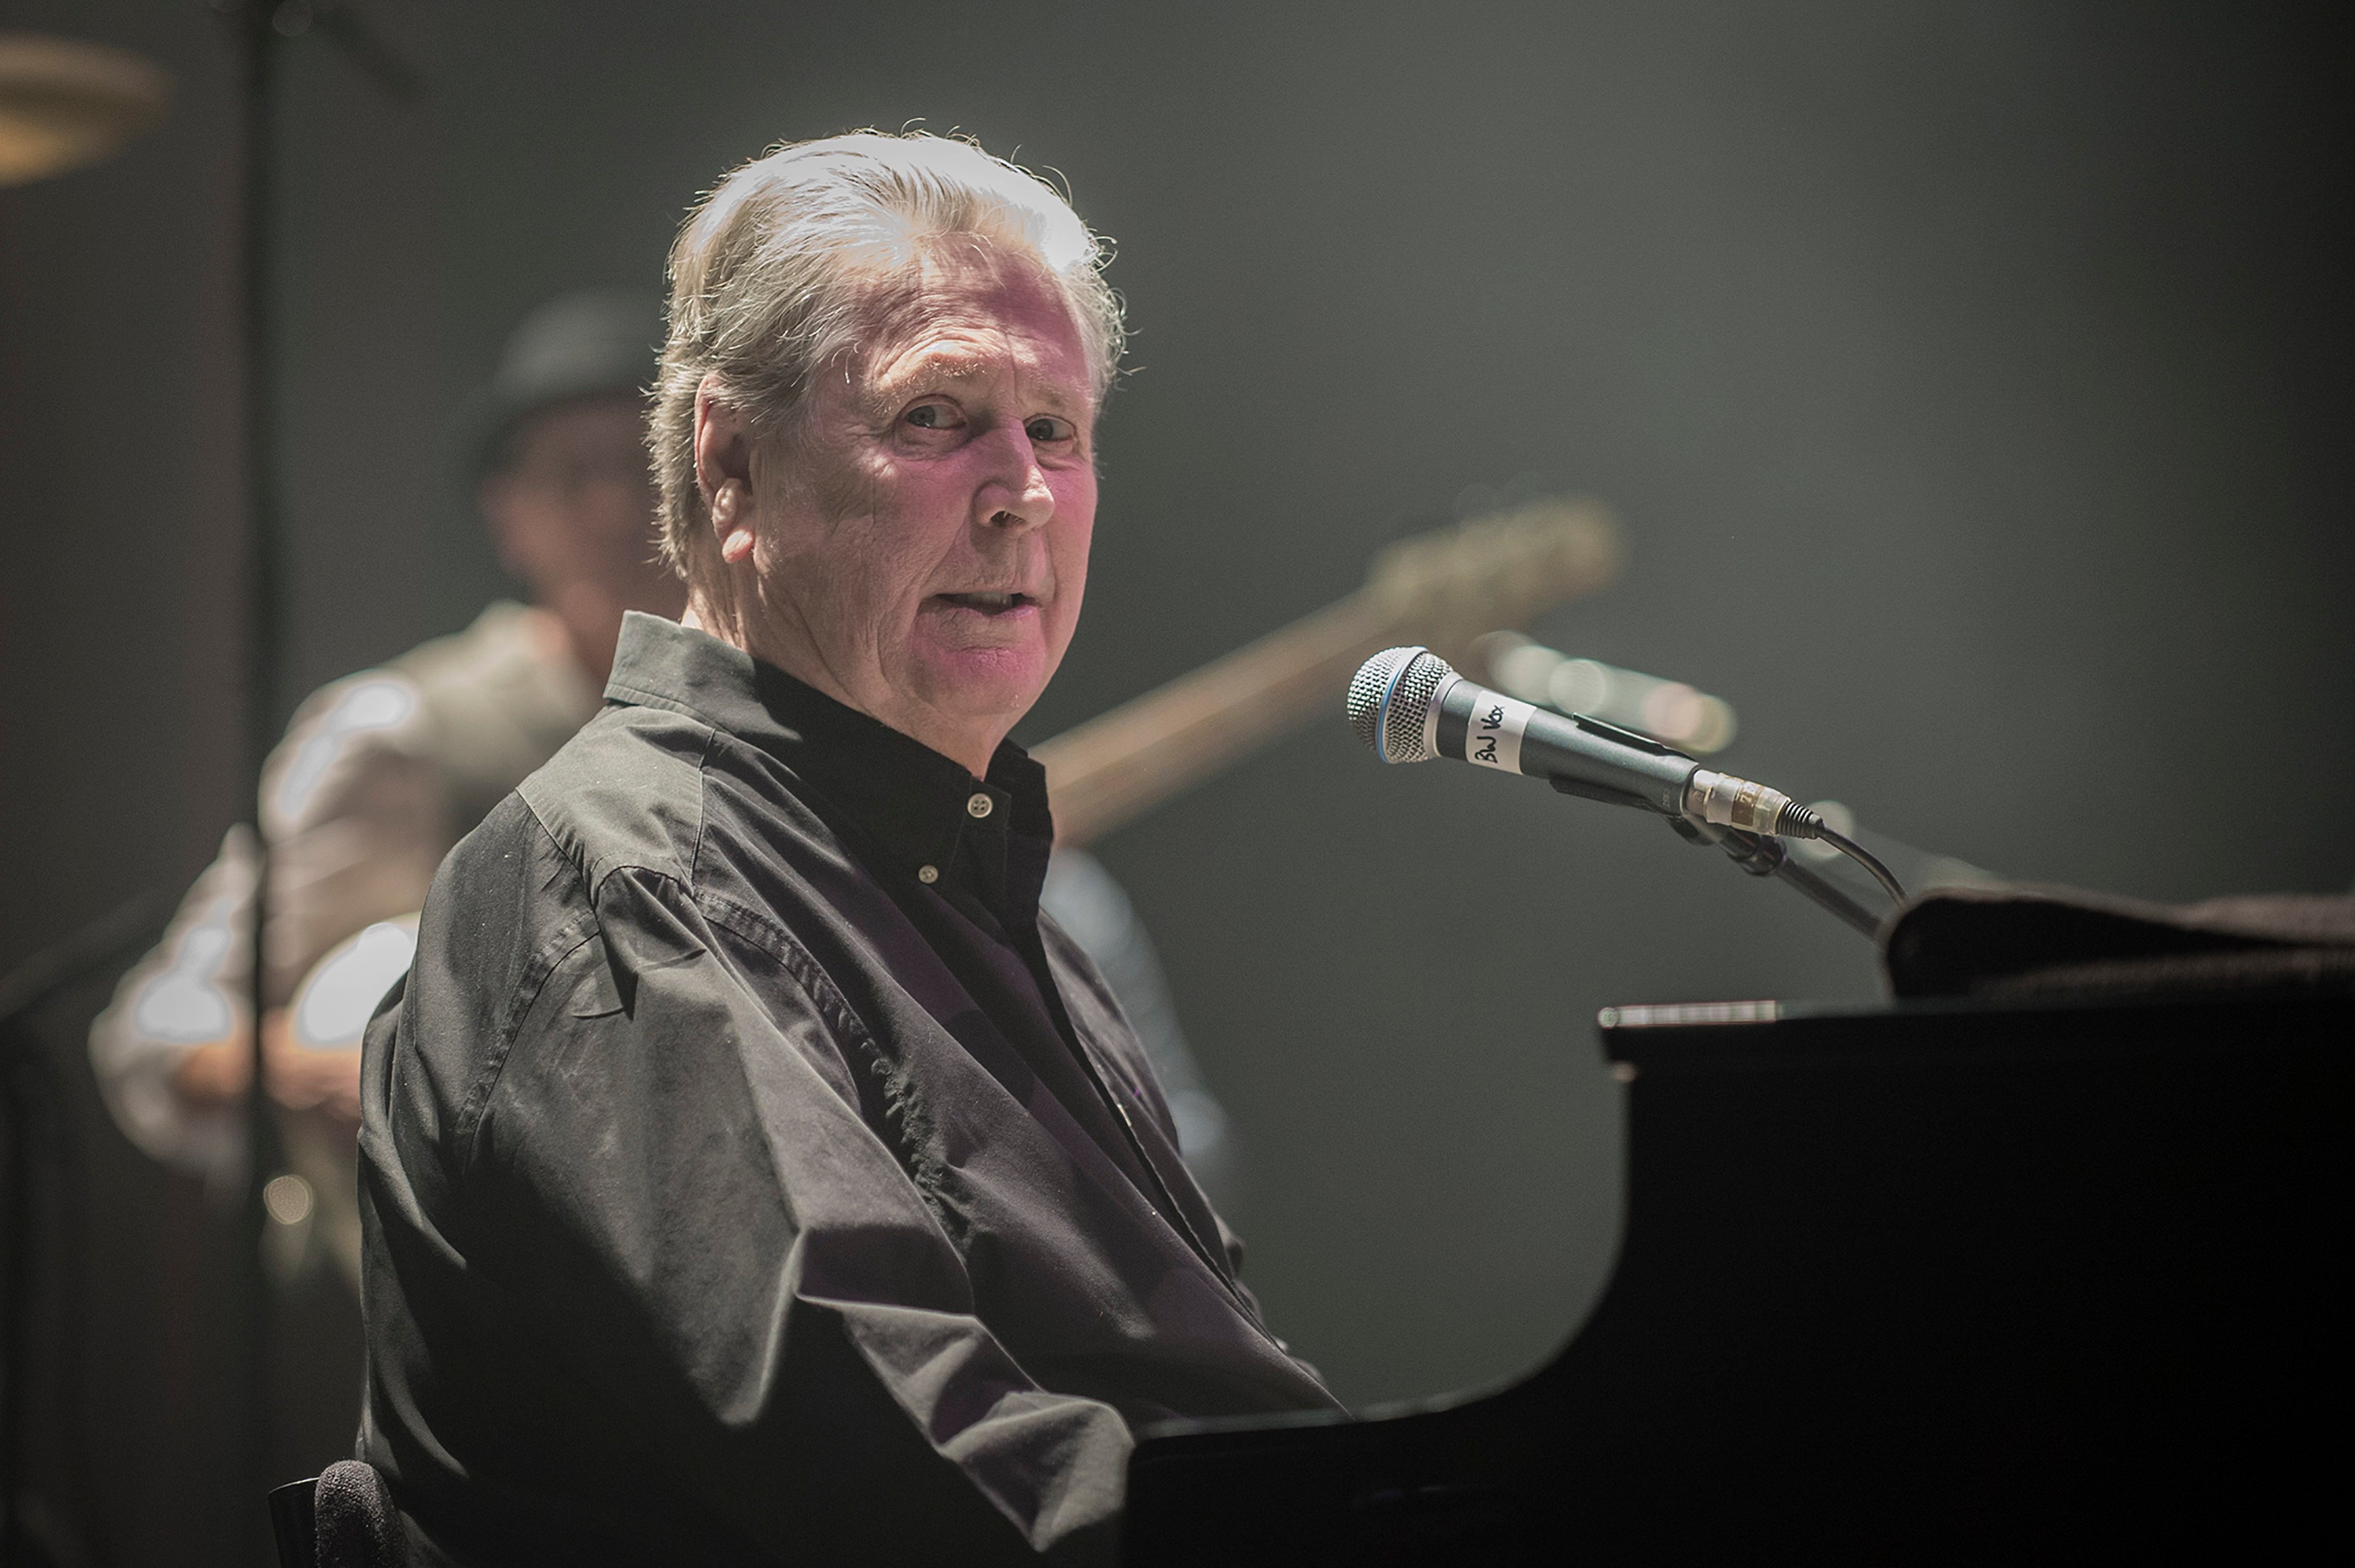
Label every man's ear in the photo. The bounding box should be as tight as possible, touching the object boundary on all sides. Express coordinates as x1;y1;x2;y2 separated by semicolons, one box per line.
692;375;758;565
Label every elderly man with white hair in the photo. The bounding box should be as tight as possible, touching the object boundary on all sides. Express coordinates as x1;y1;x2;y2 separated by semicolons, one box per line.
357;133;1339;1565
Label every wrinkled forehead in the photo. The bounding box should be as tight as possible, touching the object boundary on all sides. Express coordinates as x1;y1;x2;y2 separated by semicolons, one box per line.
842;244;1099;416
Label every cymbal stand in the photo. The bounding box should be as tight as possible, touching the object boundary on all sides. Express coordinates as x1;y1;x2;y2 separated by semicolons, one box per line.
205;2;418;1554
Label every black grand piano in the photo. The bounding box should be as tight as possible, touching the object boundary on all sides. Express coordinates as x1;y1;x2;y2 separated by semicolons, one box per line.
1123;894;2350;1564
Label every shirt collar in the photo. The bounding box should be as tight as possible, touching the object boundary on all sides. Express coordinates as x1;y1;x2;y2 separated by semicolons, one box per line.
603;612;1055;926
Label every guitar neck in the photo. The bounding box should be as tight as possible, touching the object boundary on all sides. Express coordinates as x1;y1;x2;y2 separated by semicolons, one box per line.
1034;497;1622;848
1036;590;1400;848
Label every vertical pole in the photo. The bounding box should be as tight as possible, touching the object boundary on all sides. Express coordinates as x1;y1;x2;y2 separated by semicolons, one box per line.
224;1;288;1554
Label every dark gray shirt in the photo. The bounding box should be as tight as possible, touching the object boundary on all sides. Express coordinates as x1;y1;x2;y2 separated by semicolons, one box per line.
357;614;1337;1565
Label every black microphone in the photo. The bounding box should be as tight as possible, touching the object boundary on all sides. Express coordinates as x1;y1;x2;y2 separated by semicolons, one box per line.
1346;646;1826;838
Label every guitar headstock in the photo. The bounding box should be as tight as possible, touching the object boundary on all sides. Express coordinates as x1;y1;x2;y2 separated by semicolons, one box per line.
1365;495;1624;660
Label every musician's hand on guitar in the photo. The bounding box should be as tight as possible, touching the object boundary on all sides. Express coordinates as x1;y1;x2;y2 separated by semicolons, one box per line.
169;1011;273;1110
169;1009;363;1132
265;1026;364;1132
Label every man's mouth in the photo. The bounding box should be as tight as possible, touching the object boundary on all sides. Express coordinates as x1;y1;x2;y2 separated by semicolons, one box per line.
935;591;1034;615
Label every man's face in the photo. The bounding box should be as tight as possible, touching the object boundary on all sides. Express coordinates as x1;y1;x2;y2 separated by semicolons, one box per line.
738;252;1098;765
481;394;660;595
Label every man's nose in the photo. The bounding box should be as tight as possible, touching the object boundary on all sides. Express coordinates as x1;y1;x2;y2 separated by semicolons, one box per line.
973;421;1055;533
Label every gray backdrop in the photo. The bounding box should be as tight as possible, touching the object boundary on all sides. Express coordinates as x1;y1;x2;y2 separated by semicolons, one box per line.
2;2;2347;1560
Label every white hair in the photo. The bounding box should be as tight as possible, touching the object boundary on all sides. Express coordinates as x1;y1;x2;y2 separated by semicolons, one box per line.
649;130;1124;580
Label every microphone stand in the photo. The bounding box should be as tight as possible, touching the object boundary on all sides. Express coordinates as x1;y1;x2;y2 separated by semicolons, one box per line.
1666;815;1888;940
207;3;419;1554
1539;769;1894;940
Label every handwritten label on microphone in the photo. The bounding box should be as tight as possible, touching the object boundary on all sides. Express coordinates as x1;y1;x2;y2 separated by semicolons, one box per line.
1466;691;1535;774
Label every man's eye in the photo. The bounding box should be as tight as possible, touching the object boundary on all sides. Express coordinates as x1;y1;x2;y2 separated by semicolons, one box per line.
1025;415;1075;443
905;402;958;430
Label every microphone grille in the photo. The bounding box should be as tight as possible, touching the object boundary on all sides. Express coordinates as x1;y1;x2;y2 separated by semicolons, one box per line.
1346;646;1454;763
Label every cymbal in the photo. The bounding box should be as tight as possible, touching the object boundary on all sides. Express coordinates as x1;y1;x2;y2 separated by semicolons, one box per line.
0;34;171;188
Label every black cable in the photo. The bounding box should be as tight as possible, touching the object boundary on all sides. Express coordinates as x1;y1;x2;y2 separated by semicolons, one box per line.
0;894;164;1030
1815;825;1906;905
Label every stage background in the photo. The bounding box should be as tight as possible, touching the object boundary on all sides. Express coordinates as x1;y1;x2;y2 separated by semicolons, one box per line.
2;3;2348;1562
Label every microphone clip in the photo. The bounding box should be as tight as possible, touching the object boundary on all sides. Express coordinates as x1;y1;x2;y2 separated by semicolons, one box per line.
1548;775;1662;814
1667;813;1785;877
1666;813;1883;939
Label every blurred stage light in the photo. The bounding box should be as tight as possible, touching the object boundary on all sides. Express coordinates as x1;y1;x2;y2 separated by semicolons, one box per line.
1473;631;1738;754
263;1172;316;1228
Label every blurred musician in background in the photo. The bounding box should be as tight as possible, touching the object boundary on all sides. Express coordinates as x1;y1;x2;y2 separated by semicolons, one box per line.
87;290;684;1275
355;132;1334;1566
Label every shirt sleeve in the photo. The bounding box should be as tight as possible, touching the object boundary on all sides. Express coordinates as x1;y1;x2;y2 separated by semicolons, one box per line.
86;826;258;1187
258;670;450;1002
429;864;1130;1559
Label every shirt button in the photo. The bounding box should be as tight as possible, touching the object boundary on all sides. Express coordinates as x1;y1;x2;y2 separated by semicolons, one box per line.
966;793;994;819
917;865;939;884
